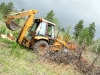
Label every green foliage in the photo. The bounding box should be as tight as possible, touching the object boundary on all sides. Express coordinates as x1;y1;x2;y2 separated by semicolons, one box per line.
97;46;100;54
73;20;84;40
53;18;60;29
12;31;19;38
0;26;6;34
44;10;60;30
44;10;71;39
92;38;100;54
78;27;92;46
0;2;5;10
0;37;24;57
0;2;5;19
0;13;3;20
20;8;25;12
14;18;20;24
64;26;71;39
92;45;100;54
45;10;55;22
10;42;22;57
88;22;96;39
73;20;96;46
0;2;14;15
61;28;65;32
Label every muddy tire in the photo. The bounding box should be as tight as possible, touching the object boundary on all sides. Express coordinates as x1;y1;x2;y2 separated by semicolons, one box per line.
33;40;49;57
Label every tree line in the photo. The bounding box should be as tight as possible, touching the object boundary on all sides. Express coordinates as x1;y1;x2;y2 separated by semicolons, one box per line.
45;10;96;45
0;2;14;15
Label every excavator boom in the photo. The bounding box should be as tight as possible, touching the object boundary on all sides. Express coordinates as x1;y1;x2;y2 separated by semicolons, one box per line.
4;10;38;44
4;10;38;30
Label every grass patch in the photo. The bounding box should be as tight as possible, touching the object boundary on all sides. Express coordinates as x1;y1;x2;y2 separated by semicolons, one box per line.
0;26;6;34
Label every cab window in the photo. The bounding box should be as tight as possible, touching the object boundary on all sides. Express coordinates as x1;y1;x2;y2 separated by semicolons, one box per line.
47;25;54;38
36;22;47;36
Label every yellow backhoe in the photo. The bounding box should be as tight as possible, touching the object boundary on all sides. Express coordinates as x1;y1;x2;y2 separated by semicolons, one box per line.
4;9;77;56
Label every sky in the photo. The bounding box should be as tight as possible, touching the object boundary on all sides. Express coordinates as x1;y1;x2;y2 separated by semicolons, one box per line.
0;0;100;39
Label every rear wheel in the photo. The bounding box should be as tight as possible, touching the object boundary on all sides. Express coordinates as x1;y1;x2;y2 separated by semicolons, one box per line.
33;40;49;56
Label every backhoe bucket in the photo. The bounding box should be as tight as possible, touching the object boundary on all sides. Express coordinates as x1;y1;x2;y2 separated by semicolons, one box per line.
6;21;21;31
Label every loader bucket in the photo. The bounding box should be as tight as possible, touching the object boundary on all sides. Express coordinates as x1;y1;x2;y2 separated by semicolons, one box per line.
6;21;21;31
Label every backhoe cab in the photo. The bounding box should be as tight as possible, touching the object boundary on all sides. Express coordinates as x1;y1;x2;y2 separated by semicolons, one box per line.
23;18;55;47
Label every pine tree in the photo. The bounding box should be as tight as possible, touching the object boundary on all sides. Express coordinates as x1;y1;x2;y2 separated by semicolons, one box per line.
1;2;14;15
88;22;96;39
73;20;84;41
20;8;25;12
61;28;65;32
64;26;71;39
53;18;60;30
78;27;92;46
45;10;55;22
0;2;5;10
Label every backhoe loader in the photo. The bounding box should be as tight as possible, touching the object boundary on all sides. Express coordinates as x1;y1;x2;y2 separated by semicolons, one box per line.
4;10;77;56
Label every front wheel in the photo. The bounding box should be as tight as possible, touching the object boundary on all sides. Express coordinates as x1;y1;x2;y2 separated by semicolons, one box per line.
33;40;49;57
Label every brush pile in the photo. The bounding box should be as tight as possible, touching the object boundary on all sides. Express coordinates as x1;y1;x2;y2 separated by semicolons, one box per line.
45;47;100;75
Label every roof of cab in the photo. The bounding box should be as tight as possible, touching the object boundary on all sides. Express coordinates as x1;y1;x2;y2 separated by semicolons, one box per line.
41;18;56;26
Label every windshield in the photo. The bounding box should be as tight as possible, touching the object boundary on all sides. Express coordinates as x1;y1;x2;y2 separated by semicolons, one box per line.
26;22;38;39
36;22;46;36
